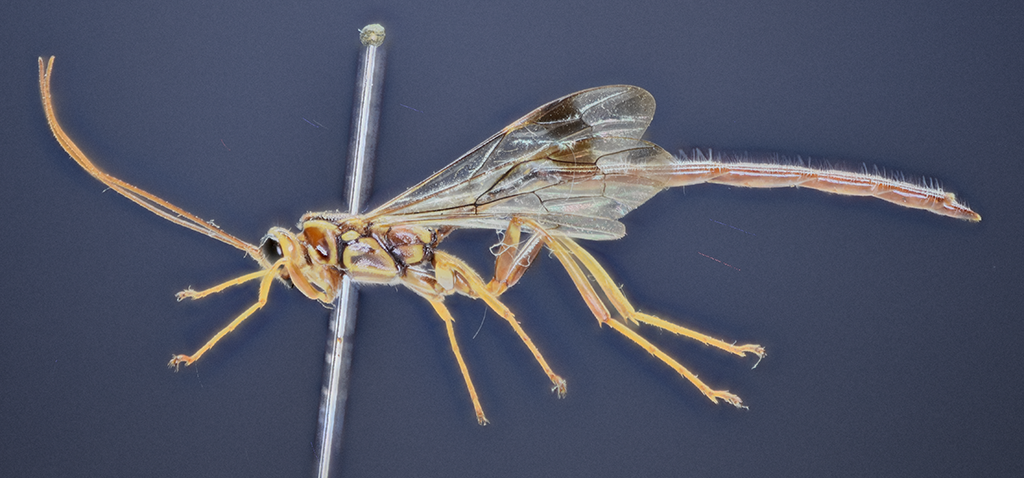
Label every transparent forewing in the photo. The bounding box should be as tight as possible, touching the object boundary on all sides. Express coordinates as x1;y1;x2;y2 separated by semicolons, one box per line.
370;85;655;216
474;136;678;239
371;136;679;240
366;86;678;240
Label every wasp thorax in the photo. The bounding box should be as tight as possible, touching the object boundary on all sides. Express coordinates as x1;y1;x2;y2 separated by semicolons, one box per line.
298;220;340;265
258;225;342;303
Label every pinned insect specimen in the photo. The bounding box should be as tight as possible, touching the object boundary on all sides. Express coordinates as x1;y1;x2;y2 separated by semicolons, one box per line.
38;57;979;424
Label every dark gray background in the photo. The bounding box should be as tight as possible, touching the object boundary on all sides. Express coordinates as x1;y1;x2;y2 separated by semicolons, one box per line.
2;1;1021;477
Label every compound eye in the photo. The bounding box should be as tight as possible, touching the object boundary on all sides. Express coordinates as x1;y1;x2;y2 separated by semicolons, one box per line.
260;236;284;264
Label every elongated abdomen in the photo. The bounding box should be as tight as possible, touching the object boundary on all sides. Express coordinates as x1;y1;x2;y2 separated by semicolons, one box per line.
657;151;981;222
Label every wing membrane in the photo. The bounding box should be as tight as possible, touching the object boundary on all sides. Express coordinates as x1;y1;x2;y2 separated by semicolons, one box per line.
368;85;678;240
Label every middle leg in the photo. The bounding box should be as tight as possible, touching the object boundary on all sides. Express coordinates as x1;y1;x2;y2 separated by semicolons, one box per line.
429;298;488;425
434;251;567;397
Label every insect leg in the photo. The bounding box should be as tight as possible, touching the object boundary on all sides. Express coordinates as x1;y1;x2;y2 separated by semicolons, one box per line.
175;269;268;301
520;220;752;407
434;251;567;397
427;298;489;425
486;218;545;296
555;236;766;364
601;317;748;407
168;260;286;369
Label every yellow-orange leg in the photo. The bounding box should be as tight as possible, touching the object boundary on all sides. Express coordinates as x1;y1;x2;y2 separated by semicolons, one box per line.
428;299;489;425
434;251;567;398
175;269;268;301
601;318;748;407
168;260;285;369
554;235;766;364
487;220;545;296
519;218;761;407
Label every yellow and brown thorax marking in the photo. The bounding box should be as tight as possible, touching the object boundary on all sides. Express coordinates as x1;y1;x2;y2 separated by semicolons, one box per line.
263;214;449;302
